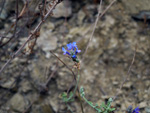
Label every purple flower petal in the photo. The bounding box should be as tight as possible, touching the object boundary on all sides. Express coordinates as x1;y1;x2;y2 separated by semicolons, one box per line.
132;107;140;113
75;46;81;54
77;50;81;53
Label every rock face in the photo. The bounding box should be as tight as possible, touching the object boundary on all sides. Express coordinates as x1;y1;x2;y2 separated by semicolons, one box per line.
0;1;150;113
122;0;150;14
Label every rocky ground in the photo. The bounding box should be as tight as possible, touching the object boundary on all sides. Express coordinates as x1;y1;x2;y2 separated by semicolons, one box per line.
0;0;150;113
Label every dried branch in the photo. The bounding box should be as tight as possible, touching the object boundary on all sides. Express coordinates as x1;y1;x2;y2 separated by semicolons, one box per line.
50;51;77;81
81;0;116;64
0;0;19;47
45;62;58;87
50;51;84;113
113;45;137;100
22;101;34;113
18;1;28;19
22;62;58;113
0;0;62;75
0;1;37;47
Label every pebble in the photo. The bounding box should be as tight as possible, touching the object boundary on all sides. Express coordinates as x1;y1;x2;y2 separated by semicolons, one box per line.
8;93;26;112
139;101;147;108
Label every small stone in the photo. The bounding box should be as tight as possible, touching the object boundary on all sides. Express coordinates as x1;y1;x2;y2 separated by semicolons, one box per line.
121;103;126;110
101;95;109;99
93;70;99;75
0;9;8;19
101;15;115;30
37;30;58;58
139;101;147;108
1;78;15;88
77;9;86;25
108;38;118;49
145;80;150;87
52;1;72;18
31;59;52;81
123;82;132;89
20;80;32;93
140;36;146;42
113;81;119;85
41;104;55;113
143;94;148;99
8;93;26;112
145;107;150;113
69;25;91;36
37;31;58;51
59;24;69;34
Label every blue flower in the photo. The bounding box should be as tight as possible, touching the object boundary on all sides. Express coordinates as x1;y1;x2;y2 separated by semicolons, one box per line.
62;47;70;55
132;107;140;113
62;42;81;62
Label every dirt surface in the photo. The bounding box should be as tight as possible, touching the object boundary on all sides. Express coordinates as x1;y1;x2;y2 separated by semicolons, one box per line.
0;0;150;113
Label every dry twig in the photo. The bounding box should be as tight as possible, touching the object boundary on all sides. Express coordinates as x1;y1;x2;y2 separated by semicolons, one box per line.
22;62;58;113
113;45;137;100
81;0;116;64
50;51;84;113
0;0;62;75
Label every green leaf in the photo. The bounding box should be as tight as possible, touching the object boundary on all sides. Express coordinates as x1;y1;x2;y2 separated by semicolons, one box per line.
61;92;67;97
80;87;116;113
69;92;74;97
101;102;106;108
95;103;98;107
80;87;85;97
109;108;115;111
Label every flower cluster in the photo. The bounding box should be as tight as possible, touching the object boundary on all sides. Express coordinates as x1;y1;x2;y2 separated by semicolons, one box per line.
62;42;81;62
126;106;140;113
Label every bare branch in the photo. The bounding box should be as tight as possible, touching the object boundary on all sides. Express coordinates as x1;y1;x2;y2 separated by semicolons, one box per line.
45;63;58;87
0;0;61;75
50;50;84;113
50;51;77;82
113;45;137;100
81;0;116;64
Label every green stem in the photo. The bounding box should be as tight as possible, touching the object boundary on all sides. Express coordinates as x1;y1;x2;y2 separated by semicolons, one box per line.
82;96;101;112
66;103;74;113
67;69;84;113
77;69;84;113
67;73;80;101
